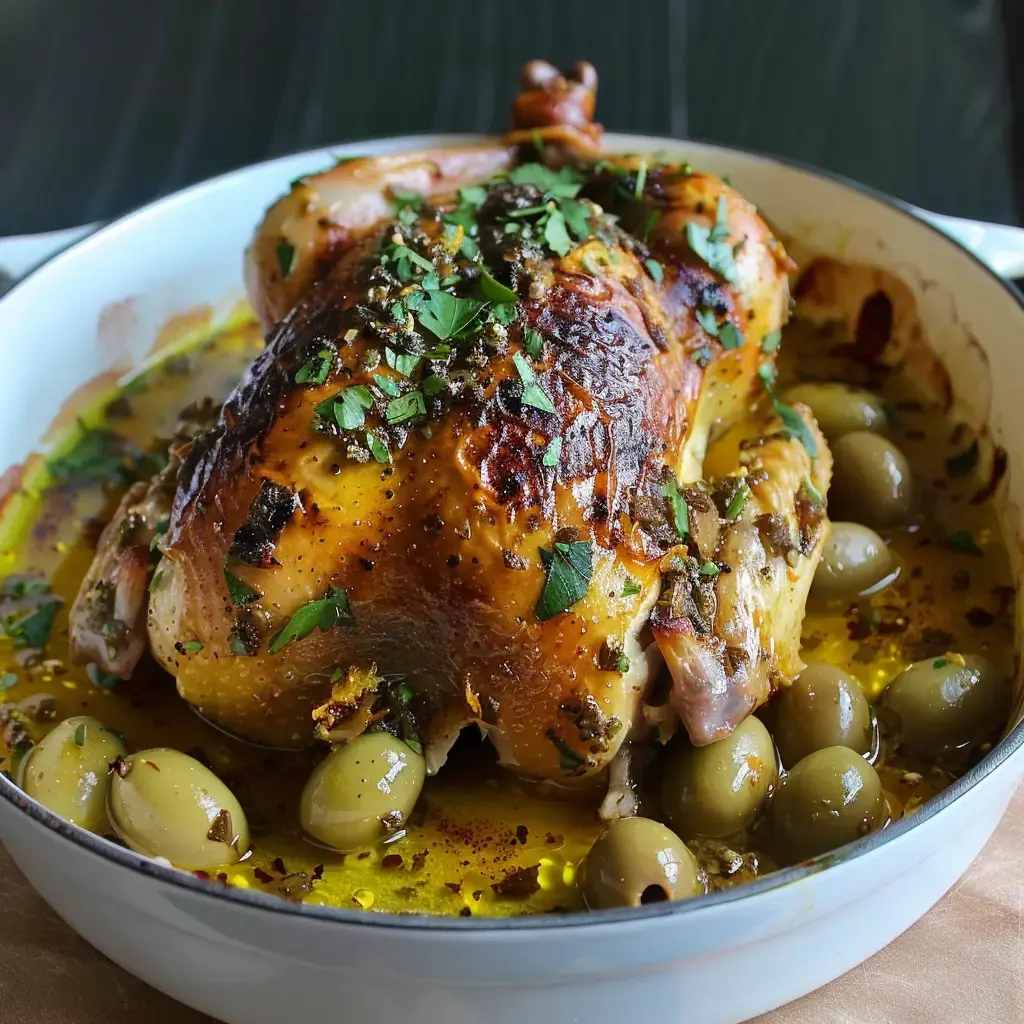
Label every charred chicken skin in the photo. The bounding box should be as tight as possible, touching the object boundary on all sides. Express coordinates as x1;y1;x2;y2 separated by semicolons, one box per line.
71;62;830;781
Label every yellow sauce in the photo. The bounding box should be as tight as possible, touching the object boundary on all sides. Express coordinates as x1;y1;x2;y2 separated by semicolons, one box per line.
0;308;1014;916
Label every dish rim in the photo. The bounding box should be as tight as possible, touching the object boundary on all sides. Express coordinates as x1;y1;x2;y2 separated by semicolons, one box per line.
1;131;1022;933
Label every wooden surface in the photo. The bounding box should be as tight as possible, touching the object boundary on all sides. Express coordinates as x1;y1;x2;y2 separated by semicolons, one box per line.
0;0;1019;234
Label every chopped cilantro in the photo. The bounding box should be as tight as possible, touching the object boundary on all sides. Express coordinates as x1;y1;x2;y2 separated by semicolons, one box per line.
386;391;427;426
269;585;354;654
74;723;86;747
2;576;49;599
801;477;825;506
699;561;720;577
49;427;129;483
389;245;433;274
685;195;739;283
548;730;585;773
390;188;423;210
295;348;333;385
696;308;719;336
479;269;518;304
725;482;750;520
542;436;562;467
543;208;573;257
181;640;204;655
320;385;374;431
536;541;593;621
644;258;664;284
933;658;949;669
385;348;421;377
615;650;630;673
459;185;487;207
1;599;60;649
513;352;556;413
772;395;818;458
761;330;782;354
508;163;584;198
422;374;446;397
661;480;690;539
86;663;120;689
559;198;593;241
276;241;297;278
225;570;261;606
622;577;641;598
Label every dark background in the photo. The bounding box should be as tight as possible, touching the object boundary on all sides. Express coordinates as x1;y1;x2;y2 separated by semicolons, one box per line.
1;0;1022;236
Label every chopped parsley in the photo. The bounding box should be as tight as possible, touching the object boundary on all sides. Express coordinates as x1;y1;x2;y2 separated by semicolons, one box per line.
295;349;333;385
725;482;751;519
366;432;391;464
696;308;719;336
761;330;782;354
385;391;427;426
318;385;374;431
513;352;556;414
276;241;297;278
548;730;585;774
542;435;562;467
686;194;739;283
0;585;61;650
508;163;584;197
535;541;593;621
48;427;130;483
644;258;664;284
373;373;401;397
661;479;690;539
180;640;204;655
933;658;949;669
771;395;818;458
523;328;544;359
385;348;421;377
269;585;354;654
415;292;488;340
543;209;573;257
479;269;518;304
718;322;744;350
622;577;641;598
801;477;824;506
698;561;720;578
74;723;87;747
225;570;261;606
421;374;446;397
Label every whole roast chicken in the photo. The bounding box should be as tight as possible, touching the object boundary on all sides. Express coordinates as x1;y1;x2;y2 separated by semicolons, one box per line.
71;62;831;781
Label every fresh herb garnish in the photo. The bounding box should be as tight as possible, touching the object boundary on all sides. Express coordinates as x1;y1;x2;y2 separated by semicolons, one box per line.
718;322;744;350
1;599;60;649
661;480;690;538
385;391;427;426
771;396;818;458
276;241;297;278
699;561;720;577
180;640;204;655
295;349;333;385
225;570;261;606
633;160;648;200
319;384;374;431
801;477;824;506
366;433;391;464
3;576;50;599
150;517;168;552
725;482;751;519
535;541;593;620
543;209;573;257
86;663;120;689
622;577;641;598
686;194;739;283
416;292;488;340
0;672;17;690
948;530;983;556
615;650;630;673
269;585;354;654
479;269;518;304
73;723;86;747
48;427;130;483
523;328;544;359
945;439;979;479
384;348;421;377
508;163;584;198
696;308;719;336
547;730;585;773
542;436;562;467
761;330;782;354
644;258;664;284
421;374;446;397
933;658;949;669
513;352;556;413
373;373;401;397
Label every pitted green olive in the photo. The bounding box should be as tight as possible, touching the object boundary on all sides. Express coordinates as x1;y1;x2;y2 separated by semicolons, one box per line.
828;431;912;527
881;654;1009;756
19;716;125;832
771;746;887;863
812;522;895;600
771;662;873;767
300;732;425;852
107;747;249;869
782;383;888;441
578;816;705;909
660;715;778;840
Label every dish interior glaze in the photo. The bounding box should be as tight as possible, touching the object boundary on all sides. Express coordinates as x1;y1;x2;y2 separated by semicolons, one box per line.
0;264;1014;916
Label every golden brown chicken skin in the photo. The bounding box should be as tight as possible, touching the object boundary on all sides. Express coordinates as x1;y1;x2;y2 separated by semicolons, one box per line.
107;63;815;781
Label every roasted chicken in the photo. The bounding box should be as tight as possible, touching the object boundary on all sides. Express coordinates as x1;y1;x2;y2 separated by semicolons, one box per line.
71;61;831;781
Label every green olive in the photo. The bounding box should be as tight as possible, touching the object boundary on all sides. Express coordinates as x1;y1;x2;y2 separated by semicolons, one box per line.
578;816;705;909
782;383;888;441
771;746;887;863
18;716;125;832
828;431;912;527
771;663;873;767
881;654;1009;756
660;715;778;840
300;732;425;852
107;748;250;869
812;522;895;600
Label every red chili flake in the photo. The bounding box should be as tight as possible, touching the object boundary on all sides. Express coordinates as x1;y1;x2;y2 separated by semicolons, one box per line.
253;867;274;884
193;870;211;881
381;854;403;870
270;857;287;875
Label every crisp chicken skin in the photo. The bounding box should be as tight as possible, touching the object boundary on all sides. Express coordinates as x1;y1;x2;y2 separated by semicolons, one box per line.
74;62;817;781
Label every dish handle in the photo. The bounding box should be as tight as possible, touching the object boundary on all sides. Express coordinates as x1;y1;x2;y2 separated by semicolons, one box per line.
914;209;1024;283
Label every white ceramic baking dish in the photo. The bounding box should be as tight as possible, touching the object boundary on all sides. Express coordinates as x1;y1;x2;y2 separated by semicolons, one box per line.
0;134;1022;1024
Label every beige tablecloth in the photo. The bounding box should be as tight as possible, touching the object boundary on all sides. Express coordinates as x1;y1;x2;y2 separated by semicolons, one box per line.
1;787;1022;1024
